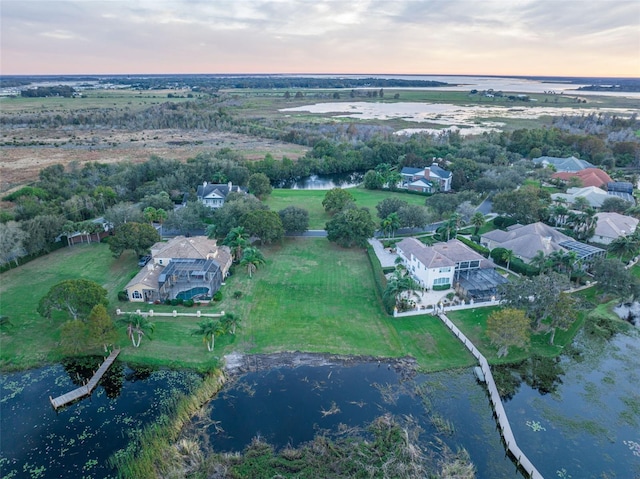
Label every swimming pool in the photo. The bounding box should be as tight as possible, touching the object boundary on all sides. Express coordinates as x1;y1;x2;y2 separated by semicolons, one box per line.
175;287;209;300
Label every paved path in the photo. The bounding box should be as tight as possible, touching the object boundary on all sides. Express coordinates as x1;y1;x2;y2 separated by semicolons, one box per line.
367;238;398;268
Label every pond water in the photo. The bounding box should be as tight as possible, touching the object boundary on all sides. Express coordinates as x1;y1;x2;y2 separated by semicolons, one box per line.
614;301;640;326
276;172;363;190
0;359;203;479
198;362;524;478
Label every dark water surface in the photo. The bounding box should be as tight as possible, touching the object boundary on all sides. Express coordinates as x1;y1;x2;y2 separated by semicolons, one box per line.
202;363;523;478
0;360;202;478
276;172;363;189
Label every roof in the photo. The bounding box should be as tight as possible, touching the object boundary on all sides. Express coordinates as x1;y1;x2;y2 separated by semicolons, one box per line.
551;186;609;208
607;191;636;204
397;238;493;269
594;212;639;239
533;156;594;172
608;182;634;194
159;258;221;286
196;182;244;200
558;241;606;260
150;236;232;273
482;222;573;261
400;167;423;176
552;168;612;188
428;163;452;179
409;178;433;188
125;263;164;290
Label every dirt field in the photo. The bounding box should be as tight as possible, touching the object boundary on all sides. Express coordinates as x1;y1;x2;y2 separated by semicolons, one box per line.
0;128;309;193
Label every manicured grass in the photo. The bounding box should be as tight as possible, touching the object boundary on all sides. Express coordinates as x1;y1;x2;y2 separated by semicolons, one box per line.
0;243;138;369
266;188;429;229
446;303;585;365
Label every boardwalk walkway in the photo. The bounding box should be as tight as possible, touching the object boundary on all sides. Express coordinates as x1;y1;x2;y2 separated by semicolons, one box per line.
437;313;544;479
49;348;120;410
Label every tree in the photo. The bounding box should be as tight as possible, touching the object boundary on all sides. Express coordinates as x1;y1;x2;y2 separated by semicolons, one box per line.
222;226;250;261
375;197;408;220
119;314;155;348
397;204;431;229
502;249;515;271
492;185;551;224
591;257;639;301
486;308;531;357
381;212;401;238
247;173;273;199
38;279;108;321
210;195;268;239
278;206;309;234
59;320;88;355
163;201;208;236
470;212;486;235
240;246;266;278
383;267;420;313
326;206;376;248
108;222;161;257
322;188;355;215
87;304;117;352
241;210;284;245
143;206;168;224
363;170;384;190
608;232;640;261
193;319;224;351
104;202;144;228
220;312;240;335
0;221;27;266
455;201;477;224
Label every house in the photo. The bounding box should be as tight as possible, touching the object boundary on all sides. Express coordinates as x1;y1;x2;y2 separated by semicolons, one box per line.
63;217;113;246
481;222;606;263
551;186;610;209
400;163;452;192
125;236;232;303
552;168;612;188
396;238;506;301
592;212;638;245
196;181;245;208
533;156;594;172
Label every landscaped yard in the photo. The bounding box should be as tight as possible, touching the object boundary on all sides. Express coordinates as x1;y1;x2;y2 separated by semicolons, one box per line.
266;188;430;230
0;238;475;372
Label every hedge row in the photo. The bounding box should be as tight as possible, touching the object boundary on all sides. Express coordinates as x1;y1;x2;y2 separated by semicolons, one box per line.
0;241;66;273
366;244;391;315
456;235;490;257
433;284;451;291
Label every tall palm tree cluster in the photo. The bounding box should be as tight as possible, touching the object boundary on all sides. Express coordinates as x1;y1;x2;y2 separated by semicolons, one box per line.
383;263;420;313
529;250;584;284
608;229;640;262
192;312;240;352
219;226;266;278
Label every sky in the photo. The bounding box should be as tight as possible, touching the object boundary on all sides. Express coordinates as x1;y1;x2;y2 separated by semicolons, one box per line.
1;0;639;77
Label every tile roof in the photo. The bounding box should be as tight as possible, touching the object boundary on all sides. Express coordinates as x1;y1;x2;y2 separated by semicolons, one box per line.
397;238;493;268
552;168;612;188
594;213;638;239
482;222;573;261
533;156;594;172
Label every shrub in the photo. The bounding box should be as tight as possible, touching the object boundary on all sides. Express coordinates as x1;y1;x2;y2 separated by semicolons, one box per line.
183;299;194;307
213;291;223;302
233;291;243;299
457;236;490;257
164;299;171;305
117;291;129;301
433;284;451;291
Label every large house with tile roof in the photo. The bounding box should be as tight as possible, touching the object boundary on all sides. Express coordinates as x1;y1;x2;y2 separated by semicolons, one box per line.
396;238;506;301
552;168;612;188
125;236;232;303
533;156;594;172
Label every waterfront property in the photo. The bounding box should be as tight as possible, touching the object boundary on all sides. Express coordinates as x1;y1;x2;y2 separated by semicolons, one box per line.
125;236;232;303
400;162;452;192
196;181;246;208
396;237;506;301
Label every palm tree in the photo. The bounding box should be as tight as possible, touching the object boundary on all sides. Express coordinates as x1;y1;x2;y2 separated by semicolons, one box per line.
220;312;240;335
529;250;549;273
224;226;250;262
383;268;420;311
120;314;155;348
193;319;224;351
609;234;639;261
382;212;401;238
501;249;515;271
240;246;266;278
471;212;485;235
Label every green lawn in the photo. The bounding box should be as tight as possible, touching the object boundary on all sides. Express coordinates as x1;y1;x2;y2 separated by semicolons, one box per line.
1;238;474;372
0;243;138;369
266;188;429;229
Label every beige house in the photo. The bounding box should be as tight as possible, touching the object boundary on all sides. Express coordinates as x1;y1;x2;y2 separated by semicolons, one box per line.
592;213;638;245
125;236;232;303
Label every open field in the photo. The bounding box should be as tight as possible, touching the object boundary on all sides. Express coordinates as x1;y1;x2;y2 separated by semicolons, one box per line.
0;239;475;372
266;188;429;229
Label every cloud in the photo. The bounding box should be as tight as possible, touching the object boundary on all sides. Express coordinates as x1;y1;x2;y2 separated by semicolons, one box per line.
1;0;638;76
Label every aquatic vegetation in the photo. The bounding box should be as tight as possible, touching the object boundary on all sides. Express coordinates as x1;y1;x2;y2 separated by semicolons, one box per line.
556;468;572;478
319;401;340;417
623;439;640;457
431;412;456;436
525;420;546;432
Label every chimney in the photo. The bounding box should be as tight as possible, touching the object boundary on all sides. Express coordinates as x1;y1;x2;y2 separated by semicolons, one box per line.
203;181;207;187
228;181;232;191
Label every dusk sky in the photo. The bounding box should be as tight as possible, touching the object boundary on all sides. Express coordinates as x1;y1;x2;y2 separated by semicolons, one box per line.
1;0;639;77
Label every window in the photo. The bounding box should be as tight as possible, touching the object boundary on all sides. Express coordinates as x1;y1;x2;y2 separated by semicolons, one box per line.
439;267;451;273
158;259;163;265
433;277;449;285
470;260;480;269
132;291;142;299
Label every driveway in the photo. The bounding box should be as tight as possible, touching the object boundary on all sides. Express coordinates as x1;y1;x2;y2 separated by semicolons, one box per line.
368;238;398;268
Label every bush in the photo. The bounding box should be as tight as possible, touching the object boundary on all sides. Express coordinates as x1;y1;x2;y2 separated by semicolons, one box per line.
233;291;243;299
183;299;194;307
493;216;517;229
117;291;129;301
433;284;451;291
213;291;223;302
457;236;490;257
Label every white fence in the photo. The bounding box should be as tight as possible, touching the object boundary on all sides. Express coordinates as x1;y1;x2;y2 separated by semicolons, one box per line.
116;308;224;319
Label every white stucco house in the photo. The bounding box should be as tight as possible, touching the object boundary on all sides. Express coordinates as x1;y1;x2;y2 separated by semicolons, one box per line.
196;181;245;208
592;212;638;245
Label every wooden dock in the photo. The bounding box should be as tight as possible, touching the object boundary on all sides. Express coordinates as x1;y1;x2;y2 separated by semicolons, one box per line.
49;348;120;410
438;313;544;479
